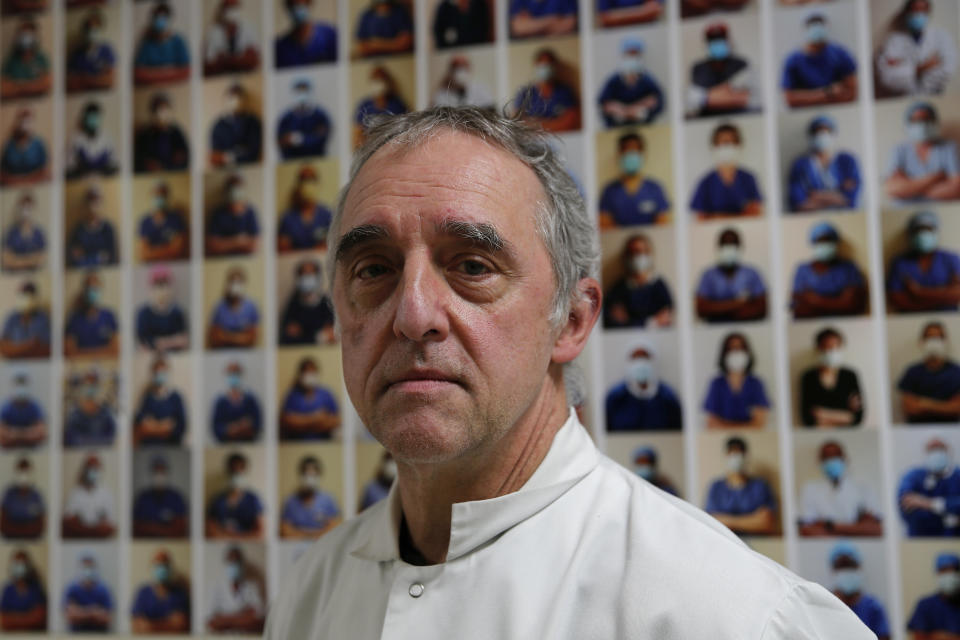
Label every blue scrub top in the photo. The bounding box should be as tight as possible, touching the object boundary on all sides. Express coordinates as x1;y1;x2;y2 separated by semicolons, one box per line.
2;310;51;347
359;480;390;511
210;299;259;334
212;392;262;442
4;225;45;256
133;488;188;526
1;580;46;615
207;489;263;533
275;22;338;68
356;6;413;41
850;594;890;638
2;137;47;175
210;114;262;164
908;594;960;634
689;168;762;214
696;265;767;301
207;205;260;240
281;490;340;531
278;206;332;249
136;304;187;349
781;43;856;91
134;391;186;445
354;96;409;126
898;360;960;408
277;107;331;158
787;151;861;210
67;44;116;76
512;83;577;121
1;398;44;429
68;221;117;267
603;277;673;328
1;486;44;524
605;381;683;431
63;406;116;448
281;386;339;441
702;374;770;422
139;211;186;248
888;250;960;310
63;581;112;631
509;0;577;18
131;583;189;621
599;178;670;226
65;308;118;349
597;0;662;9
887;140;960;184
597;73;664;126
897;467;960;536
134;33;190;69
791;259;865;299
705;476;776;516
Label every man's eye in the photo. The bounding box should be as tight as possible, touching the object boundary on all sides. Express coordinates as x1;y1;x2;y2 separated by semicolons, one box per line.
456;260;491;276
357;264;390;280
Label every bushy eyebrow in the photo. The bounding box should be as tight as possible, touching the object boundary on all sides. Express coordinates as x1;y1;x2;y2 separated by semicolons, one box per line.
437;219;516;259
334;224;391;264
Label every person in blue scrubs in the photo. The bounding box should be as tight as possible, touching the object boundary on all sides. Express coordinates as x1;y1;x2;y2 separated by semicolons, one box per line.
277;165;333;252
64;270;119;358
63;367;116;448
355;0;414;58
206;452;264;539
0;457;44;538
1;18;51;99
66;9;116;92
508;0;577;39
211;361;262;442
781;11;858;108
210;83;262;167
596;0;662;29
279;357;341;440
512;48;581;133
277;78;331;159
359;452;396;511
207;266;260;349
432;0;490;49
598;132;671;228
0;372;46;448
605;341;682;431
65;101;118;179
133;354;187;447
1;108;48;186
66;185;117;268
136;265;189;352
826;542;890;640
898;321;960;424
281;456;342;538
630;446;678;496
275;0;338;68
130;549;189;634
705;436;778;536
133;2;190;86
62;554;113;632
687;22;758;118
791;221;868;318
134;92;190;173
0;281;51;359
603;234;674;328
597;37;664;128
353;65;409;147
908;553;960;636
695;227;768;323
888;210;960;313
787;115;861;212
138;181;188;262
133;455;188;538
690;122;763;219
0;549;46;632
885;102;960;203
279;259;336;345
205;173;260;256
898;437;960;536
2;191;46;271
703;332;770;428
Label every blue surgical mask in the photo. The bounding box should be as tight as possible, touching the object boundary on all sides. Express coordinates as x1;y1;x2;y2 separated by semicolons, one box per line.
907;11;928;32
225;561;241;582
86;287;101;305
84;114;101;131
707;39;730;60
153;564;169;583
927;449;950;473
627;358;654;385
634;464;654;480
227;373;242;389
291;5;310;23
907;121;936;143
914;230;938;253
833;569;862;595
533;63;553;83
153;371;168;387
153;15;169;32
153;196;167;211
619;55;643;76
620;151;643;175
80;566;98;583
812;241;837;262
806;23;828;44
812;131;835;153
717;245;741;267
822;457;846;481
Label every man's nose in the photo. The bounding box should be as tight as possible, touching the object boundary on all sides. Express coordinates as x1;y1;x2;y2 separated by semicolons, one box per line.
392;255;450;343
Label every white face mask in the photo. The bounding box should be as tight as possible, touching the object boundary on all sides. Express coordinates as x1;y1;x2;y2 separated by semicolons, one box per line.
630;254;652;274
298;274;319;293
627;358;655;386
18;33;35;49
820;348;844;369
300;473;319;489
939;571;960;596
223;7;242;23
16;471;31;486
924;337;947;358
712;144;740;166
533;63;553;83
619;55;643;76
725;349;749;373
370;79;387;97
717;245;741;267
833;569;862;595
228;281;245;297
726;453;745;473
156;108;173;125
17;205;33;223
381;459;398;482
453;68;471;86
300;372;319;388
226;96;241;113
230;472;247;490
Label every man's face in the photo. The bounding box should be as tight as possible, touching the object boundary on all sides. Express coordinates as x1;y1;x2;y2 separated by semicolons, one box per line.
333;131;561;465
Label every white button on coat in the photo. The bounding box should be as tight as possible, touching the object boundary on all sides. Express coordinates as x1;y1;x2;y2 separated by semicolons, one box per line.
408;583;424;598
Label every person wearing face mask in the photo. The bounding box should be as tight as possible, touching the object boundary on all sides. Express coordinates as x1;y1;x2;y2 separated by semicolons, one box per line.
791;221;868;319
0;18;50;99
0;372;46;448
277;165;333;252
432;55;496;109
885;101;960;203
212;361;262;442
629;446;678;496
204;0;260;76
2;191;46;271
63;554;113;632
0;281;51;359
130;549;190;633
899;438;960;537
206;173;260;256
799;328;864;428
279;259;336;345
432;0;490;50
0;457;44;538
598;37;664;128
65;102;118;179
277;78;332;159
206;546;265;633
596;0;663;29
281;456;342;537
63;367;117;448
275;0;338;68
207;266;260;349
681;0;748;18
206;452;264;539
687;22;758;119
66;185;117;268
135;266;189;352
132;455;189;539
877;0;958;98
133;2;190;86
133;354;187;447
210;83;263;167
598;133;671;228
781;11;858;108
898;321;960;424
908;553;960;637
512;48;581;133
606;343;683;431
703;332;770;428
0;108;48;186
788;115;862;212
704;436;778;536
353;66;409;147
509;0;576;39
0;549;46;632
64;269;119;358
824;543;891;640
690;122;764;219
137;181;188;262
279;357;341;440
603;234;674;328
888;210;960;313
62;454;116;538
355;0;414;58
134;92;190;172
66;9;116;92
360;452;398;511
695;227;768;323
798;441;882;537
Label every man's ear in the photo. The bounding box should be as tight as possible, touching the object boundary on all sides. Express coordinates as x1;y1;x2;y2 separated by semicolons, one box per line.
551;277;602;365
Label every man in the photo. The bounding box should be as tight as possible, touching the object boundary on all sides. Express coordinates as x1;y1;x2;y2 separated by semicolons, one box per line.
0;549;46;632
898;438;960;537
0;108;48;186
137;181;188;262
2;191;46;271
355;0;413;58
605;341;682;431
205;173;260;256
907;552;960;637
133;455;188;538
0;281;51;358
280;455;341;538
884;101;960;202
134;92;190;172
432;0;489;49
65;101;118;179
0;457;44;538
826;542;890;640
431;55;495;110
211;361;262;442
205;452;264;539
602;234;673;328
597;132;670;227
279;259;336;345
264;106;872;638
887;210;960;312
63;367;116;447
695;228;767;323
275;0;338;67
781;11;858;108
686;22;758;118
877;0;958;97
596;0;663;29
133;354;187;446
279;357;340;440
66;9;116;92
512;49;580;133
133;2;190;86
0;371;46;448
62;554;113;632
67;184;117;268
630;446;678;496
130;550;190;633
787;115;861;212
207;266;260;349
210;83;263;167
705;436;778;536
1;18;50;99
597;37;664;128
791;221;868;318
359;452;396;511
203;0;260;76
798;440;882;537
206;546;265;633
689;122;763;219
277;78;331;159
508;0;576;39
277;165;333;252
135;265;189;352
898;321;960;424
62;454;116;538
